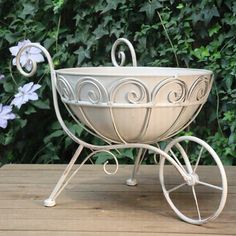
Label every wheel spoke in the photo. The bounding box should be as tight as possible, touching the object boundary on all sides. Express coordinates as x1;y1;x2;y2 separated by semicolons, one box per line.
194;146;204;173
167;183;186;194
169;148;186;173
192;186;201;220
197;180;223;191
175;143;193;174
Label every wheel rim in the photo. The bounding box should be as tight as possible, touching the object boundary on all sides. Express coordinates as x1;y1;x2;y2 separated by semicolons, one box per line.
159;136;228;225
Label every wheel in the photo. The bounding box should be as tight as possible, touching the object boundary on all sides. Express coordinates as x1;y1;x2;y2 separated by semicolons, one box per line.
159;136;227;225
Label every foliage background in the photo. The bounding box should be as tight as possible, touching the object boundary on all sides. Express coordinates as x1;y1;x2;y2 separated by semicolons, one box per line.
0;0;235;165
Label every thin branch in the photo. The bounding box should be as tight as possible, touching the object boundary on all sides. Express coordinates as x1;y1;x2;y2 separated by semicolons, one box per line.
157;11;179;67
214;81;224;136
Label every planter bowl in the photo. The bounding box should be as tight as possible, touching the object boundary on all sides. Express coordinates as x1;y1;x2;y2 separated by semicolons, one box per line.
56;66;212;143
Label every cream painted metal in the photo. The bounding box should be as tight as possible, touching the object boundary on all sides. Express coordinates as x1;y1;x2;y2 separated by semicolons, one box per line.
15;38;227;225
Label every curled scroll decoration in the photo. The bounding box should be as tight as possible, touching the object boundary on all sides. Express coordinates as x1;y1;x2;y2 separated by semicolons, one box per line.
84;150;119;175
57;75;76;101
152;77;187;105
151;77;187;141
109;78;150;105
159;75;211;141
188;75;210;102
109;78;151;143
111;38;137;67
76;77;108;104
101;150;119;175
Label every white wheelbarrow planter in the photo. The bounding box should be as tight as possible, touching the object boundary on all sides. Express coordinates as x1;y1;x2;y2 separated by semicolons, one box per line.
16;38;227;225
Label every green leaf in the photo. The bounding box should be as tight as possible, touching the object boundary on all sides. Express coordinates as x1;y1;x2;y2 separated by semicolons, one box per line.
38;153;60;164
15;119;27;128
52;0;64;14
101;0;125;14
4;32;19;44
95;152;114;164
19;3;36;19
202;6;220;24
228;133;235;145
64;136;72;149
225;77;233;90
222;157;233;165
44;38;55;49
33;99;50;109
92;25;109;40
0;130;14;145
139;0;162;20
43;130;64;143
24;106;37;115
3;81;14;93
233;2;236;14
209;23;221;37
193;46;210;60
122;148;134;159
74;47;91;65
73;124;83;136
176;3;184;9
51;121;61;130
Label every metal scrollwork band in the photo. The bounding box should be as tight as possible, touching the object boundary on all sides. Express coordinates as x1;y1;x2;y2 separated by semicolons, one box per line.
109;78;150;104
58;75;212;108
57;75;76;101
75;77;108;104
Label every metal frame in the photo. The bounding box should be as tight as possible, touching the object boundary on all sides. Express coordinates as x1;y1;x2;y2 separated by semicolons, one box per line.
15;38;227;225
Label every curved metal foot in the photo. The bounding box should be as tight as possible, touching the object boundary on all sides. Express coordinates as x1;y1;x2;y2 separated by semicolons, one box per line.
44;145;84;206
44;146;120;207
126;178;137;186
126;148;144;186
44;198;56;207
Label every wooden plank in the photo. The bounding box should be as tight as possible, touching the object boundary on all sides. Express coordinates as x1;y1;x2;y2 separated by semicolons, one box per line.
0;167;233;186
1;164;235;175
1;164;235;172
0;189;234;211
0;218;235;234
0;164;132;171
0;195;234;217
1;164;235;185
0;182;234;193
0;232;233;236
0;208;235;222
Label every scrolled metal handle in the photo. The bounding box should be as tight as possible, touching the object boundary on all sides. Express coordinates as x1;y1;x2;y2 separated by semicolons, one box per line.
111;38;137;67
15;44;85;148
16;43;55;80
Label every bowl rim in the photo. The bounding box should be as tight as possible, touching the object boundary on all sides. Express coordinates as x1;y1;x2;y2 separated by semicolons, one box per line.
56;66;213;77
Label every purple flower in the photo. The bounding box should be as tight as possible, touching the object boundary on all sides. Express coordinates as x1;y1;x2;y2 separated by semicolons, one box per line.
9;39;44;71
0;104;16;129
0;74;5;80
11;82;41;109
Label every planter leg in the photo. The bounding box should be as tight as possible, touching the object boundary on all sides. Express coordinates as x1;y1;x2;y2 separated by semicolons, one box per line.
126;148;143;186
44;145;84;207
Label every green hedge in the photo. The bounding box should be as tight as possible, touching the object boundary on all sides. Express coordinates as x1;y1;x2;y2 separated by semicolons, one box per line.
0;0;235;165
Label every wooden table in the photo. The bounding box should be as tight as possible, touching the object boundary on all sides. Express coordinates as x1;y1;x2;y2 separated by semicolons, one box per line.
0;164;235;235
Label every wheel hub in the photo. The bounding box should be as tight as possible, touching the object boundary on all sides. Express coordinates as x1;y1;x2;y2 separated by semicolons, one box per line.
186;173;199;186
